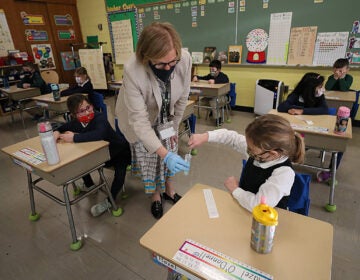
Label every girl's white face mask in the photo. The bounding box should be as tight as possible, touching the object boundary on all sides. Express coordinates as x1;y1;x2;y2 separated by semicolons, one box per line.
75;77;82;84
315;87;325;97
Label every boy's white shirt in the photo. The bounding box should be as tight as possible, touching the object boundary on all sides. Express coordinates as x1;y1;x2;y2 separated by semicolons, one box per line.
207;129;295;212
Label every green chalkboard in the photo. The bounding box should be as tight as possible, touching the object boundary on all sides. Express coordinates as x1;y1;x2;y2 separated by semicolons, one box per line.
137;0;360;63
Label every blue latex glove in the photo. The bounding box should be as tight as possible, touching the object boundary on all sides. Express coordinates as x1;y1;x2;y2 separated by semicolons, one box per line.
164;152;190;174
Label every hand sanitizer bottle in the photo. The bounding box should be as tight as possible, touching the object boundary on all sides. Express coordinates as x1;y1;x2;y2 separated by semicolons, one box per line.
184;153;192;176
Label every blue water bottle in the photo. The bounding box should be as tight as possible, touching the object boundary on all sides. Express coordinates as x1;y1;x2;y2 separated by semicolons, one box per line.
51;84;60;101
3;75;10;89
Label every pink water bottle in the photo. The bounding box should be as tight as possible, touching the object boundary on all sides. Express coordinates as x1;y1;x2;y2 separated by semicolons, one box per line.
334;106;350;135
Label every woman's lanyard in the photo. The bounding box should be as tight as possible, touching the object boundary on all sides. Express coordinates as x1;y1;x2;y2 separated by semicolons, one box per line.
160;82;171;123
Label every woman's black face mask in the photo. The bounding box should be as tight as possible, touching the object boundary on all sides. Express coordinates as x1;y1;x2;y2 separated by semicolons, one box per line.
149;63;176;83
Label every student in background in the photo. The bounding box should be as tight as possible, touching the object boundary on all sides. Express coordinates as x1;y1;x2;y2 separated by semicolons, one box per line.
277;72;328;115
325;58;353;91
17;62;51;120
61;67;94;96
115;22;190;219
192;59;229;125
17;61;50;95
188;114;305;212
54;94;131;217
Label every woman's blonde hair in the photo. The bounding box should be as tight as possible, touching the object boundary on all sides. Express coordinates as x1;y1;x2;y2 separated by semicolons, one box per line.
245;114;305;163
136;22;182;65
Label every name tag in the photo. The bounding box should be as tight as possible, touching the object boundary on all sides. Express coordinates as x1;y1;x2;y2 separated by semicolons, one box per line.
157;121;176;140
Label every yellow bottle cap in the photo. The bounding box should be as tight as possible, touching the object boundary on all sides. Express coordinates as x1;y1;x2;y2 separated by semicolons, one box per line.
252;197;278;226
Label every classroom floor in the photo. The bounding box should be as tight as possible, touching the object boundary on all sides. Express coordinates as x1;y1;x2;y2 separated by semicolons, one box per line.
0;95;359;280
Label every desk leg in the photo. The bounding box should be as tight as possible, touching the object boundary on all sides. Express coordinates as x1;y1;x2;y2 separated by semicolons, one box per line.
325;152;338;212
197;95;201;118
63;183;83;251
98;167;123;217
27;171;40;221
215;97;220;127
18;100;26;130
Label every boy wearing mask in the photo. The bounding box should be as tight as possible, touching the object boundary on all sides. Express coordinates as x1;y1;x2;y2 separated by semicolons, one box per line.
192;60;229;126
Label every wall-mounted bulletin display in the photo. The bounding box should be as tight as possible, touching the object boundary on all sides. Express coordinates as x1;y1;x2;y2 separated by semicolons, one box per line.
135;0;360;66
0;9;15;56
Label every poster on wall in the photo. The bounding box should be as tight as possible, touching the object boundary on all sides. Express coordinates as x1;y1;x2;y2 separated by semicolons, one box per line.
79;49;107;89
60;51;80;71
287;26;317;66
57;29;76;40
111;19;134;64
266;12;293;65
312;32;349;66
54;14;73;26
20;11;45;25
31;44;56;70
25;29;48;41
0;9;15;56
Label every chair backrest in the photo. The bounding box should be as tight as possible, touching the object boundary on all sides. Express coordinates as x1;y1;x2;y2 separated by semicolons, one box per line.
89;91;108;119
40;70;59;84
240;159;311;216
287;173;311;216
328;107;337;116
228;82;237;108
350;90;359;120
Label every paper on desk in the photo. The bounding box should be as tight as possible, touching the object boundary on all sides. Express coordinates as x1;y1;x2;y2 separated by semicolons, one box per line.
13;147;46;165
173;239;273;280
291;124;329;133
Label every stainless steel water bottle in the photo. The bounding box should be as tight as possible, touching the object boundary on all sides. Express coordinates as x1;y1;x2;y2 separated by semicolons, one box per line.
250;196;278;254
38;121;60;165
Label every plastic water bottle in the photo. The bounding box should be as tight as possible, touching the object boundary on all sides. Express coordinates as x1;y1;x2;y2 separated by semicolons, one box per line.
50;83;60;101
184;153;192;176
334;106;350;135
3;75;10;89
250;196;278;254
38;121;60;165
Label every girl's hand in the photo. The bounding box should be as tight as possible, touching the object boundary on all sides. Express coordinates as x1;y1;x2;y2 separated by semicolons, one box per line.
188;133;209;149
53;131;60;141
288;108;303;115
224;176;239;193
59;131;74;143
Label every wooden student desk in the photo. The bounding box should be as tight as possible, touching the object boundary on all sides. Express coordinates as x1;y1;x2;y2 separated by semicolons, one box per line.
1;136;122;251
140;184;333;280
324;90;356;110
0;85;41;129
32;93;71;121
190;82;230;126
268;109;352;212
108;80;123;97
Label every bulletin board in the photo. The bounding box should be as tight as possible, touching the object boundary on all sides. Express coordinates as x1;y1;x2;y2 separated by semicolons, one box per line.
135;0;360;65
